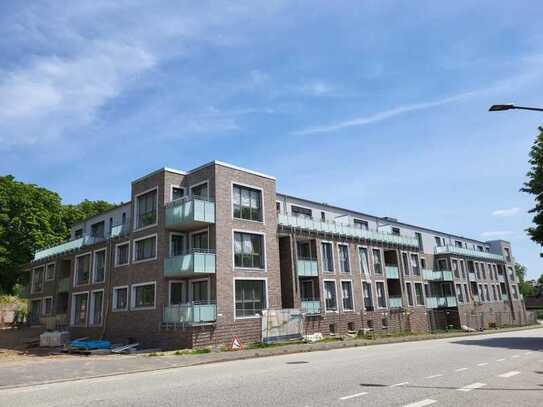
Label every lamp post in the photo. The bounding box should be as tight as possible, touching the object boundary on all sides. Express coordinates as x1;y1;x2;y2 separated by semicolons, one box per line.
489;104;543;112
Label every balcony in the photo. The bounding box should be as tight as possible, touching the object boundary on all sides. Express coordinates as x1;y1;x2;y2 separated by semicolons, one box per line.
277;214;420;248
301;300;321;314
435;245;505;262
110;223;130;238
296;259;318;277
426;296;457;309
388;297;402;309
57;278;70;292
163;302;216;325
34;235;105;261
164;250;216;278
165;197;215;231
423;270;454;282
385;266;400;279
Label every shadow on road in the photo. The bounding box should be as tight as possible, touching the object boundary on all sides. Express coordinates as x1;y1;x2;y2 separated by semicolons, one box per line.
451;337;543;352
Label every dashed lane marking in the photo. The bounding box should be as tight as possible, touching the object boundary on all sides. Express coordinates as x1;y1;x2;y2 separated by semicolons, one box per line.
390;382;409;387
458;382;486;392
477;363;489;366
339;392;368;401
455;368;468;372
498;371;520;378
402;399;437;407
424;374;443;379
496;358;506;362
511;355;520;358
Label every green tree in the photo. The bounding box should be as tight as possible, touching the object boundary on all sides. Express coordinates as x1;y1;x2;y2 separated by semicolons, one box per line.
61;199;117;233
538;274;543;286
521;127;543;246
514;263;534;297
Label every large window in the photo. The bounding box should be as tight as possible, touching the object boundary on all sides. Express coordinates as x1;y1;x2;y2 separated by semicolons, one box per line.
136;189;157;229
234;232;264;269
132;282;156;310
170;234;185;256
235;279;266;318
410;254;420;276
191;231;209;250
415;283;424;305
90;290;104;326
72;292;89;326
171;186;184;201
291;205;312;219
341;281;353;311
321;242;334;272
372;249;382;275
134;235;157;262
401;252;410;275
353;219;369;230
112;286;128;311
233;185;262;222
358;247;370;276
376;282;386;308
456;283;464;303
363;282;373;310
338;244;350;273
406;282;414;306
452;259;459;278
115;242;129;266
32;266;44;293
43;297;53;315
45;263;55;281
191;182;209;199
93;250;106;283
191;280;209;302
324;281;337;311
169;282;185;305
75;254;91;286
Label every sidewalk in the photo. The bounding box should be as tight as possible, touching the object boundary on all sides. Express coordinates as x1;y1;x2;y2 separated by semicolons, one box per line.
1;325;541;390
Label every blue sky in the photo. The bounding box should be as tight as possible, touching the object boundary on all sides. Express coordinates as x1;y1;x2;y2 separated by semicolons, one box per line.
1;1;543;279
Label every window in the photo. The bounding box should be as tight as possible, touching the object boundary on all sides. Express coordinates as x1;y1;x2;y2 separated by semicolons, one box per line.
437;258;448;271
191;280;209;302
91;221;105;238
43;297;53;315
459;260;466;278
406;282;414;306
75;254;91;286
233;184;262;222
504;247;511;261
464;285;469;302
452;259;459;278
363;282;373;310
191;230;209;250
300;279;316;301
475;263;481;279
341;281;354;311
492;285;497;301
234;232;264;269
134;235;157;262
392;227;400;236
172;186;184;201
481;263;486;279
456;284;464;303
477;245;484;252
338;244;350;273
136;188;157;229
415;232;423;249
112;287;128;311
32;266;44;293
74;228;83;239
455;240;463;248
93;250;106;283
132;282;156;310
410;254;420;275
191;182;208;199
235;279;266;317
72;292;89;326
354;219;369;230
512;285;518;299
169;282;185;305
372;249;382;274
115;242;129;266
122;212;127;225
45;263;55;281
358;247;370;276
376;282;386;308
291;205;312;219
29;300;41;324
420;258;427;270
484;285;490;302
321;211;326;221
170;234;185;256
90;290;104;326
324;281;337;311
401;252;410;275
414;283;424;305
434;236;442;246
276;201;281;214
479;284;485;301
321;242;334;272
109;217;113;235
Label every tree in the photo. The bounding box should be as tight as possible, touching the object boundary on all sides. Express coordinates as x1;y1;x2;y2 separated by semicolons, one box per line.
538;274;543;286
61;200;117;233
521;127;543;246
514;263;534;297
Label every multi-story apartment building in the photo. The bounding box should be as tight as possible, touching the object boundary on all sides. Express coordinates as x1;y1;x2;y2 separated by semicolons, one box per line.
24;161;528;349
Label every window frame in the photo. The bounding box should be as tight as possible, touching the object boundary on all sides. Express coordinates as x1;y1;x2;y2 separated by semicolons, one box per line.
231;182;265;224
114;241;130;267
169;232;186;257
337;243;351;273
89;288;104;327
132;233;158;264
232;229;266;271
362;280;374;311
133;186;159;232
323;279;339;313
233;277;268;320
112;286;129;312
168;280;186;305
190;180;209;199
414;283;425;306
70;291;89;327
131;281;157;311
45;262;55;281
189;228;210;251
320;240;335;273
170;185;185;202
357;245;371;277
405;282;414;306
73;251;92;288
371;248;383;275
42;296;53;316
340;279;355;312
375;280;387;309
92;248;107;284
31;266;45;294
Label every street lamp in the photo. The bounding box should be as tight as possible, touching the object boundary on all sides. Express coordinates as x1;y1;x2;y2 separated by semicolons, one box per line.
489;104;543;112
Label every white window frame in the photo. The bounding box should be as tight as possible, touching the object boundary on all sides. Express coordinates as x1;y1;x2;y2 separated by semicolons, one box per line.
170;185;185;202
340;279;355;312
289;202;314;218
189;180;209;199
375;280;387;309
337;243;351;274
361;280;375;311
168;280;186;305
73;251;92;288
45;262;55;281
112;286;129;312
405;282;414;307
89;288;105;327
132;233;158;264
31;266;44;294
371;248;384;275
70;291;89;327
400;251;411;275
233;277;268;320
232;229;267;271
114;241;130;267
42;296;53;316
189;277;211;302
130;281;156;311
189;228;210;251
320;240;335;273
133;186;159;232
323;279;339;313
92;248;107;284
414;282;425;306
169;232;186;256
357;245;371;277
231;181;265;225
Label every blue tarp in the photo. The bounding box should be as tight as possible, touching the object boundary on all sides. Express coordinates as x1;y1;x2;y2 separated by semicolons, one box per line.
70;339;111;350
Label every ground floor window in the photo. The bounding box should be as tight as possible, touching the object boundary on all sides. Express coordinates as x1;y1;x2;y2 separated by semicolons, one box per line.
415;283;424;305
72;292;89;326
341;281;353;311
324;280;337;311
29;299;41;324
112;287;128;311
376;282;386;308
406;282;414;306
456;284;464;303
235;279;266;318
131;282;156;310
363;282;373;310
90;290;104;326
43;297;53;315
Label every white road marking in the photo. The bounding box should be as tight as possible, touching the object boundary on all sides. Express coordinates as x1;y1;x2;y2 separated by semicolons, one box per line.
424;374;443;379
512;355;520;358
524;352;532;356
496;358;506;362
1;385;50;394
402;399;437;407
498;371;520;378
390;382;409;387
339;392;368;400
477;362;489;366
458;382;486;392
455;368;468;372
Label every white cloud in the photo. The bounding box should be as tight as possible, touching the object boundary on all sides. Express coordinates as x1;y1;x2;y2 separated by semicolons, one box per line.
491;207;521;217
480;230;513;238
299;81;335;96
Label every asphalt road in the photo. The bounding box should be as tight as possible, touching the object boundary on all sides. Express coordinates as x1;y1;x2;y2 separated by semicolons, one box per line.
2;328;543;407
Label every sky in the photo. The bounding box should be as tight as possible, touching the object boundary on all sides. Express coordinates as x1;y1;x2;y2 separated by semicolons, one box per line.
1;1;543;279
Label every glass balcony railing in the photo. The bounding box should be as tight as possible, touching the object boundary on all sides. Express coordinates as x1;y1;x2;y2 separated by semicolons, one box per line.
165;197;215;230
422;270;454;281
164;250;216;277
278;214;420;248
110;223;130;238
163;302;216;324
434;245;505;262
385;266;400;279
296;259;318;277
426;296;457;309
388;297;402;308
301;300;321;314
